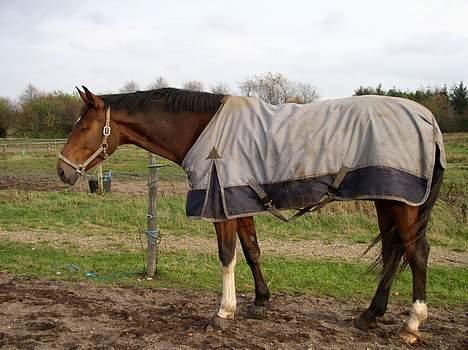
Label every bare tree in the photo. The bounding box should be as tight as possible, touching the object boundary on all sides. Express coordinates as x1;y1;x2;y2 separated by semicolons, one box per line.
292;82;319;103
239;72;290;104
120;80;140;93
183;80;204;92
20;83;42;103
148;76;170;90
238;78;257;97
239;72;318;104
210;82;231;95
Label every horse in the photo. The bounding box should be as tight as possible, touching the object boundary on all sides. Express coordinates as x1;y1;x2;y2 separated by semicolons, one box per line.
57;86;444;345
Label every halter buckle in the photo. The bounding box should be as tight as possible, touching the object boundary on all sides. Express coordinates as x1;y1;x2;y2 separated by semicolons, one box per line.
103;126;111;136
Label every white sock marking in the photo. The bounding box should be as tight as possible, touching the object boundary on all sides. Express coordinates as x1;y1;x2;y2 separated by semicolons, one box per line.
217;250;237;319
405;300;428;332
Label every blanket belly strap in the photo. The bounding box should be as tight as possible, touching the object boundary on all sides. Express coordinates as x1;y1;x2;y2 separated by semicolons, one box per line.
247;165;349;223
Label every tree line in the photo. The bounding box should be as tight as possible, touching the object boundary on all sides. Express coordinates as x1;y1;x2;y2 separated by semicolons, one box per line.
0;84;82;138
354;82;468;132
0;73;318;138
0;74;466;138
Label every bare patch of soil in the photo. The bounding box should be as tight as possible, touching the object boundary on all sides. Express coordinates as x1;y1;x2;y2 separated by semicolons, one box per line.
0;272;466;350
0;175;187;196
0;175;69;192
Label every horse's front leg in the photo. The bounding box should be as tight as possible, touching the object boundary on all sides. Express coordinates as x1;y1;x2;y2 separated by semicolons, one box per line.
236;216;270;319
211;219;237;330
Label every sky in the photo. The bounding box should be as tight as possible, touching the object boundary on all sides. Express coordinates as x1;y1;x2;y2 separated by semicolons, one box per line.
0;0;467;100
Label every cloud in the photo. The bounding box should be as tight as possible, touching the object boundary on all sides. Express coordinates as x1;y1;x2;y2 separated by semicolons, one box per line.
81;11;113;26
0;0;467;100
385;33;468;56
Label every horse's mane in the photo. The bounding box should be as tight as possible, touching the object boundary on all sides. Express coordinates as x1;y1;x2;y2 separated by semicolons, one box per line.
100;88;226;114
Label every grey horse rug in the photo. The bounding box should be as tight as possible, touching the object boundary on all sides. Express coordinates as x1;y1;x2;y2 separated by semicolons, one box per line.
182;95;446;221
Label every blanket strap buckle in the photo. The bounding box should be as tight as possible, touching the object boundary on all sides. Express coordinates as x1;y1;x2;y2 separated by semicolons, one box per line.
247;165;349;223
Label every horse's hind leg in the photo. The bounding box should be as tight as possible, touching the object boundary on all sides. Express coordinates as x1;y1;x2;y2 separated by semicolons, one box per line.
355;200;405;330
211;219;238;330
236;216;270;318
357;201;430;344
394;204;430;345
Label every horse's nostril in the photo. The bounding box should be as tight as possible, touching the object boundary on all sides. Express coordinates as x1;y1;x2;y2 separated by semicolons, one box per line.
58;167;65;178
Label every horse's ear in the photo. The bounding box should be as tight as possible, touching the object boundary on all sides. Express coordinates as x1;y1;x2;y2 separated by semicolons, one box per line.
82;86;104;109
76;86;89;104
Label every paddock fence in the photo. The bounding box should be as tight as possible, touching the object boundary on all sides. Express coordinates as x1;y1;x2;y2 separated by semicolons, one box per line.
0;138;67;155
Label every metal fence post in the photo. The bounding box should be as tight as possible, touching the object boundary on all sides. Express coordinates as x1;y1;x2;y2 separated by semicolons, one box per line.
146;153;159;277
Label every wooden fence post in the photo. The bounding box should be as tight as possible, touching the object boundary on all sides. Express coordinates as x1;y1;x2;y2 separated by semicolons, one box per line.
146;153;159;277
98;164;104;193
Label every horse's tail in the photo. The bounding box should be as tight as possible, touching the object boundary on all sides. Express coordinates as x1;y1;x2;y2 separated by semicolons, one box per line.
366;146;444;287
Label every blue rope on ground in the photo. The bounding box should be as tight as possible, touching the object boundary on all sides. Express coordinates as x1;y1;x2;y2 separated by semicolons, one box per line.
84;270;144;280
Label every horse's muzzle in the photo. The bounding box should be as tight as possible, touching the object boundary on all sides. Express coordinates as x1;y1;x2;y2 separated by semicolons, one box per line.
57;161;80;185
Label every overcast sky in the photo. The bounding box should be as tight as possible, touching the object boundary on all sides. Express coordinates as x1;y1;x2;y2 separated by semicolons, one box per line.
0;0;466;100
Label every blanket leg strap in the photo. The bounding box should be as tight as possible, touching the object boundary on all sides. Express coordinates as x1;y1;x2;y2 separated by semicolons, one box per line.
246;179;291;222
247;165;349;223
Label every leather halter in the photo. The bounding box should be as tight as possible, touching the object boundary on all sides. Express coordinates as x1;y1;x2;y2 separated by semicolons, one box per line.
58;107;112;175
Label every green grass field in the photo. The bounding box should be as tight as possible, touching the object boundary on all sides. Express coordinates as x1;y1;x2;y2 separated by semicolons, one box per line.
0;134;467;304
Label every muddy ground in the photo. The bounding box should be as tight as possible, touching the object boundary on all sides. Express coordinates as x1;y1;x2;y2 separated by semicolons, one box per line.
0;272;466;350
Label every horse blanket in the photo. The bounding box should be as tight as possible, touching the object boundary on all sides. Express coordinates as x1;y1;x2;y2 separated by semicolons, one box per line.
182;95;446;221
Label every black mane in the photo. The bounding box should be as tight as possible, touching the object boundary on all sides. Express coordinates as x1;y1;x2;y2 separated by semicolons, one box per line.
100;88;226;114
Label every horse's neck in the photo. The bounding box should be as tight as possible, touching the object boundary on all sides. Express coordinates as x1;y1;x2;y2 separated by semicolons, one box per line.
116;108;213;165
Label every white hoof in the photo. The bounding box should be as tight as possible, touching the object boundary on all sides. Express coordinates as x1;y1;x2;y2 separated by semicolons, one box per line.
399;326;421;345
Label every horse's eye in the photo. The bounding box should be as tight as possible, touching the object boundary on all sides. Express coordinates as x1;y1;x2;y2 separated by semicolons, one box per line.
79;126;90;132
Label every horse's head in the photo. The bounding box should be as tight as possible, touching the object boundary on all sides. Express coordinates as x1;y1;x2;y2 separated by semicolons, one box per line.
57;86;119;185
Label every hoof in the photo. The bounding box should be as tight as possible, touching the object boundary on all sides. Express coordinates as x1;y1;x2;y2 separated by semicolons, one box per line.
354;314;377;330
399;326;421;345
246;304;267;319
206;315;232;332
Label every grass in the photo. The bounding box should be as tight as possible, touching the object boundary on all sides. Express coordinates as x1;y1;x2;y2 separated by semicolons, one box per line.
0;189;465;250
0;190;468;251
0;241;466;306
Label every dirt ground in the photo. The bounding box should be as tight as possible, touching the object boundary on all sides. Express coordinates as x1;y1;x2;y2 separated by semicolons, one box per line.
0;175;69;192
0;272;466;350
0;175;188;196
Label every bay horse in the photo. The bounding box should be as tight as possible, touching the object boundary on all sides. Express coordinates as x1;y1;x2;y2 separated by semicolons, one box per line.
57;86;444;345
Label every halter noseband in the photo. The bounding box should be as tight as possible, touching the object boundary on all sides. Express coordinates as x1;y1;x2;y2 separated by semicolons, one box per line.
58;107;112;175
